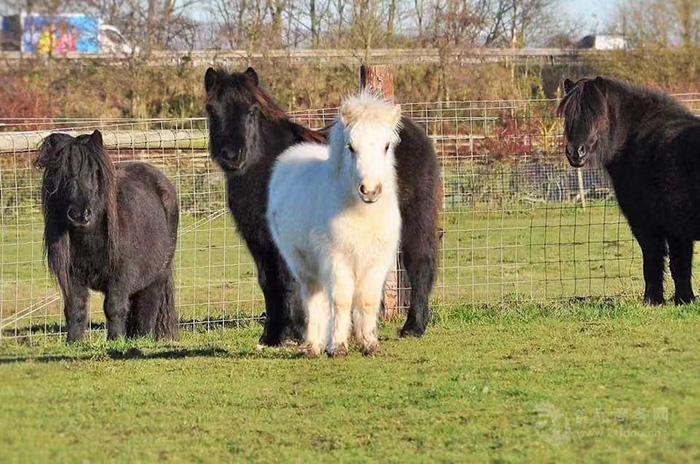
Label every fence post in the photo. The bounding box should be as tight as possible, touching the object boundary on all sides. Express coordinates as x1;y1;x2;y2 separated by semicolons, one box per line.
360;64;395;101
359;65;407;321
577;168;587;208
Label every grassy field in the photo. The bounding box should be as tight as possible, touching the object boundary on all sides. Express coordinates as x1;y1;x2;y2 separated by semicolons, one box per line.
1;301;698;462
2;159;699;461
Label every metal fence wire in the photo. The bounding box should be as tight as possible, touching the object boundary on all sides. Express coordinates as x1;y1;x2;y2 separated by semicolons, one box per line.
1;95;699;341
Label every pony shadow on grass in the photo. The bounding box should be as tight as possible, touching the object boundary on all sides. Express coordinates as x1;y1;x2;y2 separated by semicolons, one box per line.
0;347;232;365
2;315;264;340
0;316;277;365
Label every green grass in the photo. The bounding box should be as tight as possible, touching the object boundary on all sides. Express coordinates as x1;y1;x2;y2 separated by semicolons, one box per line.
0;302;698;462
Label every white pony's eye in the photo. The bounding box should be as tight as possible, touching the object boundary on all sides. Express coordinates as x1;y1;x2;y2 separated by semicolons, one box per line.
347;144;356;154
384;143;390;153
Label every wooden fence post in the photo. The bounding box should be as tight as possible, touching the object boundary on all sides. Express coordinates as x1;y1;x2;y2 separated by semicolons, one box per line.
359;64;395;101
359;64;407;321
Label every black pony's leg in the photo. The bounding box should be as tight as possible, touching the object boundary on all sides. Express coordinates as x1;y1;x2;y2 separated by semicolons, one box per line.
257;252;294;346
126;296;139;338
400;232;438;338
63;280;89;343
634;230;667;306
127;283;159;337
104;287;129;340
668;236;695;305
277;258;305;342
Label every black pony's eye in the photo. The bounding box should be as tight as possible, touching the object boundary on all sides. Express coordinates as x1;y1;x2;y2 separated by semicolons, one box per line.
205;104;214;114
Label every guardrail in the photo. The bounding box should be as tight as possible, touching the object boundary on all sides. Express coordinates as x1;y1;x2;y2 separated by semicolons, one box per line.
0;47;601;68
0;128;208;153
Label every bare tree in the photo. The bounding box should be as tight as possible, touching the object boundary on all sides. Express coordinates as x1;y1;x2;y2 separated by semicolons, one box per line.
614;0;700;49
481;0;559;47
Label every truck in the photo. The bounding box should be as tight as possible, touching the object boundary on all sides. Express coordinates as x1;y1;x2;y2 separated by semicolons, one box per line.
576;34;627;51
1;13;133;55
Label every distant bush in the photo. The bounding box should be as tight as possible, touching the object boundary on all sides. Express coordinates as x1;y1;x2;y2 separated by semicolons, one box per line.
1;50;698;120
0;76;55;124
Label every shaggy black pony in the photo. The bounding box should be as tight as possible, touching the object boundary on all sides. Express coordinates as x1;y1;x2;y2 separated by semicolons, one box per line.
36;131;180;342
559;76;700;305
205;67;440;345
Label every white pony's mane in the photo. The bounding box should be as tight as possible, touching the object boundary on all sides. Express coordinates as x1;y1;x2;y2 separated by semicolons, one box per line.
340;91;402;131
330;91;402;154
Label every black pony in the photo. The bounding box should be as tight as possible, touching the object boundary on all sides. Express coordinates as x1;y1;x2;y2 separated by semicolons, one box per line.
205;67;440;345
559;76;700;305
36;131;180;342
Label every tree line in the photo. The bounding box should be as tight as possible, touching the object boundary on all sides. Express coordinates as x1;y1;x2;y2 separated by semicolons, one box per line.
0;1;696;54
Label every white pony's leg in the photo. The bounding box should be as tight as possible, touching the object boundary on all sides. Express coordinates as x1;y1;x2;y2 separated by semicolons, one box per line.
353;267;387;356
303;283;330;357
328;255;354;357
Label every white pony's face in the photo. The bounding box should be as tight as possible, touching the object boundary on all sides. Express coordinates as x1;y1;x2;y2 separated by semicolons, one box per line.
340;107;401;204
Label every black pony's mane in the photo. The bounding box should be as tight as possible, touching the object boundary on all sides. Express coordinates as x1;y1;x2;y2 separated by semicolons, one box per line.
35;133;116;199
35;132;119;288
558;77;699;166
208;70;326;144
558;77;697;128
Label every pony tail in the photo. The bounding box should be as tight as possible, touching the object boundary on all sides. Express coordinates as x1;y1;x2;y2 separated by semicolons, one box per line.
154;273;178;340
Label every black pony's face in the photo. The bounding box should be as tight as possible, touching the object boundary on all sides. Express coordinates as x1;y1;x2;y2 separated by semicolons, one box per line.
204;67;261;172
560;78;610;168
38;131;108;229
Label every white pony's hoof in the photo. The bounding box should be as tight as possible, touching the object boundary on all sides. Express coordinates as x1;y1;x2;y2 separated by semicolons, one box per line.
361;342;379;357
300;343;323;358
328;344;349;358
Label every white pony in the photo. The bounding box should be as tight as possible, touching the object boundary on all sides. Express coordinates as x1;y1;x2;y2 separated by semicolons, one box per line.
267;93;403;357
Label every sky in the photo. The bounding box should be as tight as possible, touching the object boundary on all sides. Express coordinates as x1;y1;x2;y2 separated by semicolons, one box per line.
564;0;617;33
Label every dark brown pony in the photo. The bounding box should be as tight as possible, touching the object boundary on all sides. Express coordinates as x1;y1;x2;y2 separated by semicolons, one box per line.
205;67;440;344
559;76;700;305
36;131;180;342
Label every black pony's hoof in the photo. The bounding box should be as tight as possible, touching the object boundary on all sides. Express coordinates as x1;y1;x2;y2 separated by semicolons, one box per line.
399;322;426;338
66;333;85;344
280;325;306;344
258;334;283;347
260;326;305;347
673;294;696;306
258;329;285;347
643;295;665;306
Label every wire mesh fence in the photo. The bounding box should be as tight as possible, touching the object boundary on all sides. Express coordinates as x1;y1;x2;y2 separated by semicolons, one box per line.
2;94;700;341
